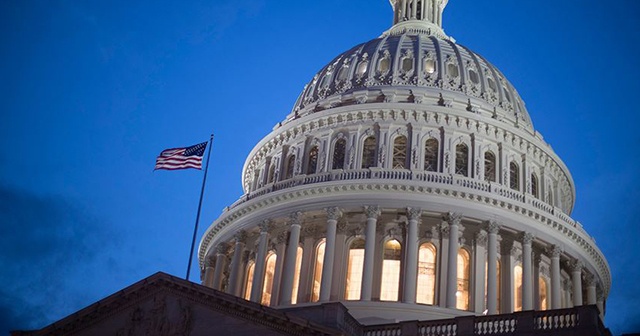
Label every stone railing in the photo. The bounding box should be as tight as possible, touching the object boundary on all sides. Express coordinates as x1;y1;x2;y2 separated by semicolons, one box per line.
228;169;581;232
360;306;609;336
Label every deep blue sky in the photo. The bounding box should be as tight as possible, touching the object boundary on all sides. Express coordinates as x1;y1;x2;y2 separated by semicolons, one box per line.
1;1;639;334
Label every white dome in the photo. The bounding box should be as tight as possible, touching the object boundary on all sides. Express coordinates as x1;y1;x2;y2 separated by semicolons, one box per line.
289;32;533;133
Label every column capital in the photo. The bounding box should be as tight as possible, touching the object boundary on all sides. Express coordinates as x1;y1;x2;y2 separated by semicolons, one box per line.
584;273;596;287
277;231;288;245
364;205;381;219
549;245;563;258
568;259;584;273
475;230;488;247
520;232;535;245
216;242;229;255
486;220;501;234
234;230;247;244
325;206;343;221
289;211;303;225
562;278;572;291
439;222;450;236
596;287;604;301
259;219;274;233
337;219;348;234
443;211;463;225
406;207;423;220
205;255;216;267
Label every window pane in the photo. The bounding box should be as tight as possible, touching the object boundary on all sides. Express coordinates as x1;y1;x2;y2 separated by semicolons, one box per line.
307;146;318;174
455;144;468;177
531;173;539;198
510;162;519;190
286;155;296;179
447;63;459;78
424;59;436;74
381;239;402;301
362;136;377;169
484;152;496;182
311;240;326;302
261;253;277;306
417;243;436;304
291;247;303;304
244;263;255;300
332;139;346;170
392;136;407;169
514;265;523;312
345;239;365;300
424;138;439;171
539;277;548;310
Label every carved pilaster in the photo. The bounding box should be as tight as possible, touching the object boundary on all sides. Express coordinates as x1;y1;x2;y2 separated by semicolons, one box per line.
407;207;422;220
562;278;572;291
364;205;381;219
326;206;343;220
475;230;488;247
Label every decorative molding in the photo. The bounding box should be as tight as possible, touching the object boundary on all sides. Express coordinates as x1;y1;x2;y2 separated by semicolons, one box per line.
364;205;381;219
407;207;422;220
326;206;343;221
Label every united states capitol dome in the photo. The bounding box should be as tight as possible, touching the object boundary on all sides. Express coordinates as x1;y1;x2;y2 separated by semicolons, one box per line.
199;0;610;326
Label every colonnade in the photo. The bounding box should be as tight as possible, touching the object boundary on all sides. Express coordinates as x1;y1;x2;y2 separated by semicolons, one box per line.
202;207;603;317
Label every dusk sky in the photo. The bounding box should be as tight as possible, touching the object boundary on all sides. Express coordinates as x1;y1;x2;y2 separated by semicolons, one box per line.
1;1;639;334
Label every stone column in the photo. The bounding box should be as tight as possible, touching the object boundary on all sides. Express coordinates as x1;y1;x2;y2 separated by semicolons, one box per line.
596;288;605;319
500;240;515;313
330;220;348;301
280;212;303;305
438;222;449;307
403;207;422;304
521;232;534;311
320;207;342;301
486;221;500;314
585;273;597;305
212;243;228;290
445;212;463;309
250;220;271;302
227;231;247;296
550;245;562;309
271;232;288;306
203;257;215;288
361;205;381;301
533;252;542;309
563;279;572;308
570;260;584;306
297;226;316;303
473;230;487;313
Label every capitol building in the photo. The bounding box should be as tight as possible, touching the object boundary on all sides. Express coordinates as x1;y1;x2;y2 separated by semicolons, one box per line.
199;0;609;328
13;1;613;335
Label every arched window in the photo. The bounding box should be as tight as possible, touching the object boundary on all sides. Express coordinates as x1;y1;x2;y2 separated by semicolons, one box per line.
332;138;346;170
379;57;390;73
456;249;470;310
392;136;408;169
469;69;479;84
539;277;548;310
531;173;539;198
455;143;469;177
484;151;496;182
320;71;332;88
417;243;437;304
267;164;276;184
381;239;402;301
514;265;523;312
447;63;459;78
307;146;319;174
424;59;436;74
337;64;350;81
345;238;365;300
356;60;368;76
510;162;520;190
401;56;413;72
311;239;326;302
361;136;377;169
261;252;277;306
424;138;439;172
285;155;296;180
291;246;303;304
244;262;255;300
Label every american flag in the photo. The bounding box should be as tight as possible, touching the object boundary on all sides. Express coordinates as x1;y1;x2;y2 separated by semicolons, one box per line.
155;142;208;170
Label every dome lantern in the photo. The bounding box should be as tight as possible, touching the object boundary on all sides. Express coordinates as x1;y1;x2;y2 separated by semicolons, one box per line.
386;0;451;39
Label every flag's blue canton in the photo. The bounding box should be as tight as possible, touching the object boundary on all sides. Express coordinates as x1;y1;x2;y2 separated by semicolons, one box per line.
184;142;207;157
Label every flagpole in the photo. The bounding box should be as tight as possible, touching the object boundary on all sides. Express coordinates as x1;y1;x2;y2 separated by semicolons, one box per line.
186;133;214;281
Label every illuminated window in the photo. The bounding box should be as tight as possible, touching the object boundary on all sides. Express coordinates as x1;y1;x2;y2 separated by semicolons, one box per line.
484;151;496;182
539;277;548;310
510;162;520;190
380;239;402;301
417;243;436;304
244;262;255;300
456;249;470;310
261;253;277;306
337;64;350;81
531;173;539;198
307;146;319;174
311;240;326;302
514;265;523;312
392;136;408;169
361;136;377;169
291;246;303;304
286;155;296;180
332;139;346;170
345;239;365;300
455;144;469;177
447;63;459;78
424;59;436;74
424;138;439;172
